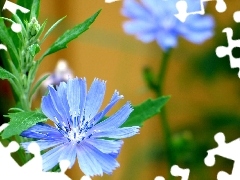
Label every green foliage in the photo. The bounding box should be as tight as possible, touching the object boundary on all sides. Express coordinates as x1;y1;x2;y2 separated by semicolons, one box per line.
0;66;17;81
28;44;40;57
41;16;66;44
42;9;101;58
0;18;18;65
16;0;33;22
1;111;48;139
30;0;40;19
122;96;170;127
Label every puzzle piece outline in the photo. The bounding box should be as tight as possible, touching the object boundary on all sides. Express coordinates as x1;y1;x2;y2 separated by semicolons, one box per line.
0;123;72;180
174;0;227;22
155;165;190;180
215;10;240;78
204;132;240;180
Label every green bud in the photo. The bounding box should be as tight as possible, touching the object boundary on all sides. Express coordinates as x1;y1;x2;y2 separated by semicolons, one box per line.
27;17;40;39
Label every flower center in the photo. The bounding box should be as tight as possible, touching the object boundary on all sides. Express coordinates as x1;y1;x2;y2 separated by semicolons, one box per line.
66;116;94;143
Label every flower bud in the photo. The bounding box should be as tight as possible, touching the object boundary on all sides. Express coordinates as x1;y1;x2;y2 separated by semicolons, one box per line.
27;17;40;39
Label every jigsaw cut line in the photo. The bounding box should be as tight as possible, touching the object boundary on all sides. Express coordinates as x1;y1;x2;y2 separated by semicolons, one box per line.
215;10;240;78
175;0;227;22
204;132;240;180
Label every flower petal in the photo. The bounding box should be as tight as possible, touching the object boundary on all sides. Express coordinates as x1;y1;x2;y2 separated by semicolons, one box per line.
92;102;133;131
67;78;81;117
20;123;64;140
93;126;139;139
48;86;69;127
84;79;106;122
179;15;214;44
77;142;103;176
85;139;123;154
123;20;156;40
92;90;123;125
59;143;77;168
77;78;87;127
156;31;178;51
21;139;67;151
77;142;119;176
57;82;70;118
41;95;62;125
121;0;149;19
42;144;67;171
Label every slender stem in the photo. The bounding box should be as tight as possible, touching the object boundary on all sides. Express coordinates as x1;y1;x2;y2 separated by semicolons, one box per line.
157;50;171;96
158;49;175;179
145;49;175;179
157;49;175;179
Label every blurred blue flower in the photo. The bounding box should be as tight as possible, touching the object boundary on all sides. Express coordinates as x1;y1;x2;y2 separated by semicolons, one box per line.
121;0;215;51
42;59;73;89
21;78;139;176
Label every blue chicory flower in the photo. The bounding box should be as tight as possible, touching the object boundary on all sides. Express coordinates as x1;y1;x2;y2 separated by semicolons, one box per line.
121;0;215;51
21;77;139;176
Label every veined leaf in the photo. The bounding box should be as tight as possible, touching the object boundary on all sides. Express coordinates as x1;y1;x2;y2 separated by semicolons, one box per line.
122;96;170;127
1;111;48;139
42;9;101;58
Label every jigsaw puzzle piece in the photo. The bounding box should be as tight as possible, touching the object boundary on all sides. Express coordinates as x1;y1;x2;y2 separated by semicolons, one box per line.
3;0;29;14
80;176;92;180
217;171;237;180
171;165;190;180
0;124;22;177
214;0;227;13
216;27;240;78
21;142;42;172
205;132;240;179
205;132;240;165
233;11;240;23
154;176;165;180
174;1;189;22
175;0;227;22
154;165;190;180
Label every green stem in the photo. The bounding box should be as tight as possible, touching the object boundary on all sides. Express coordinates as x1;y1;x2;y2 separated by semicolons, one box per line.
157;50;175;179
157;50;171;96
146;49;175;179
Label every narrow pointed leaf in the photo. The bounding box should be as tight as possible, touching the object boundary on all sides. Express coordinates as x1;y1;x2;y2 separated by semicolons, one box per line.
16;0;32;21
41;16;66;44
30;73;49;99
42;9;101;58
0;18;18;63
1;111;48;139
122;96;170;127
30;0;40;19
0;66;17;80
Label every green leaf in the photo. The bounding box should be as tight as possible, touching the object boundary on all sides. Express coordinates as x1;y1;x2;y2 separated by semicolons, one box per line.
30;0;40;19
42;9;101;58
0;66;17;80
16;0;32;22
29;73;49;99
0;18;19;65
41;16;66;44
1;111;48;139
28;43;40;57
33;19;47;41
122;96;170;127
